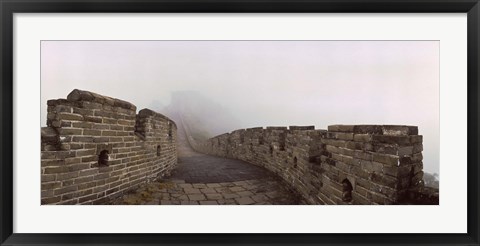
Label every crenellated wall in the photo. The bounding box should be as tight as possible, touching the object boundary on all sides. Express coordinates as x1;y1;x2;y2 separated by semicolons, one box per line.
41;89;177;205
189;125;437;205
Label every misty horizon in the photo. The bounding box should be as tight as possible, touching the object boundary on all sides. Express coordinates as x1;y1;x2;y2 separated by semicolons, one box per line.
41;40;439;174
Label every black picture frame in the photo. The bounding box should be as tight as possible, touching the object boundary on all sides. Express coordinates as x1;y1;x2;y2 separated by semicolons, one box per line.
1;0;479;245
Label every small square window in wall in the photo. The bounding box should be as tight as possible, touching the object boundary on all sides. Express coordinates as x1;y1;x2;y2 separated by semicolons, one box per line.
96;144;113;168
342;179;353;202
168;122;173;141
157;145;161;157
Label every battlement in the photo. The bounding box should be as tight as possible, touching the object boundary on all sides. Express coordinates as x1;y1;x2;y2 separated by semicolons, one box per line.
41;89;177;205
189;124;436;205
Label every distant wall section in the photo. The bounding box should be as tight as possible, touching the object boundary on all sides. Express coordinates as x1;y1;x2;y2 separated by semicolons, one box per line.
189;125;437;205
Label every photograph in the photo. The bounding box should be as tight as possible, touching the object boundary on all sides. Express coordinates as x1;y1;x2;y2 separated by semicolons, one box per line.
40;40;440;205
2;0;478;243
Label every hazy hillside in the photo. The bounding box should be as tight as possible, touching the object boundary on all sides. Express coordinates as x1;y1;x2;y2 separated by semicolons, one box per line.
423;172;439;189
158;91;243;141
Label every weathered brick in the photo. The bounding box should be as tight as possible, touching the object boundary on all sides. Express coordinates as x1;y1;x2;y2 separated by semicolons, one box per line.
94;173;110;180
41;159;64;167
110;125;123;131
118;119;133;126
413;143;423;154
67;163;91;172
83;129;102;136
75;149;96;157
41;174;56;182
78;181;97;190
102;130;117;136
54;185;78;195
103;118;118;124
84;116;103;123
78;194;98;203
72;136;94;143
372;135;411;146
71;121;93;129
42;196;61;204
353;134;373;142
327;125;354;132
410;135;423;144
44;166;69;174
81;101;103;110
58;128;83;135
78;168;98;176
92;124;110;130
398;146;414;156
372;153;399;166
42;181;62;190
74;176;94;184
93;185;109;193
57;113;84;121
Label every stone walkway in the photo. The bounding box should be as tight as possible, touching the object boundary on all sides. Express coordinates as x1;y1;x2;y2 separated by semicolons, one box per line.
114;178;302;205
112;124;304;205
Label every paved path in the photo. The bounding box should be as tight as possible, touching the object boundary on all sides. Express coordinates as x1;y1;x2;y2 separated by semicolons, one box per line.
113;124;304;205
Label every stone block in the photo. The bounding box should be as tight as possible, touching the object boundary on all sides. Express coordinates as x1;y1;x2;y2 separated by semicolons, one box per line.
67;163;91;172
398;146;414;157
184;188;201;194
57;113;84;121
72;136;94;143
84;116;103;123
92;124;110;130
103;118;118;124
327;125;355;132
83;129;102;136
413;143;423;154
41;196;61;204
372;153;399;166
382;125;418;136
41;174;56;183
93;137;110;143
73;108;94;117
188;194;206;201
53;185;78;196
327;132;354;141
410;135;423;144
353;134;373;142
235;197;255;205
75;149;95;157
412;153;423;162
289;126;315;130
372;135;411;146
41;181;62;190
41;159;64;167
78;194;98;203
369;173;398;189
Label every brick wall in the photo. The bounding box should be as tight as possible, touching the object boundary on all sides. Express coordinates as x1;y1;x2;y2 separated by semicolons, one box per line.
41;89;177;205
189;124;435;205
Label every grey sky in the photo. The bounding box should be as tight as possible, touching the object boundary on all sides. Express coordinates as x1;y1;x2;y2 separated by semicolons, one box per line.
41;41;439;174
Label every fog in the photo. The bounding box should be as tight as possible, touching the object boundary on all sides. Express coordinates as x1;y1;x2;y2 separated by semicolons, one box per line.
41;41;439;174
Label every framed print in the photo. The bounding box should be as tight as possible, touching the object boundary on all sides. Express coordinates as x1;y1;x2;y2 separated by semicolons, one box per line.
1;0;479;245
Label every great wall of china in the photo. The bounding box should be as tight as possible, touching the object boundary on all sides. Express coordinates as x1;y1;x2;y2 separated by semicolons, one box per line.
41;89;438;205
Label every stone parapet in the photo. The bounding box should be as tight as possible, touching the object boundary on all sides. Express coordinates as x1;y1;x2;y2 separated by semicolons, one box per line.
189;124;437;205
41;89;177;205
